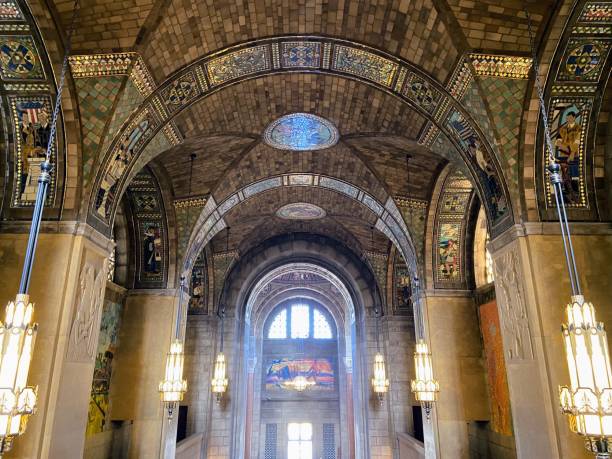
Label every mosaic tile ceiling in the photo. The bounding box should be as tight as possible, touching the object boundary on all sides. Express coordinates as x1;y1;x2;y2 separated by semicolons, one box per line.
264;113;339;151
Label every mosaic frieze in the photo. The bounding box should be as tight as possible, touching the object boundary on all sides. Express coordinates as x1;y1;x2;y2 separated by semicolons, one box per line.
332;45;397;87
188;251;208;314
0;0;23;20
402;73;440;113
579;2;612;23
468;54;532;79
206;45;270;86
558;39;611;82
69;52;135;78
0;35;43;80
546;97;592;208
160;71;199;114
9;96;55;206
441;191;471;213
280;41;321;68
446;110;507;221
94;108;159;220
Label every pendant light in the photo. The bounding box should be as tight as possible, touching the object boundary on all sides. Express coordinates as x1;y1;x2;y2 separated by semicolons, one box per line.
410;278;439;421
527;12;612;458
211;228;230;402
0;0;79;452
158;277;188;420
369;227;389;404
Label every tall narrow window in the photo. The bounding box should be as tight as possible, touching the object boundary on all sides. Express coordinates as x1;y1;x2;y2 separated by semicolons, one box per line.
291;304;309;339
268;309;287;339
287;423;312;459
313;309;332;339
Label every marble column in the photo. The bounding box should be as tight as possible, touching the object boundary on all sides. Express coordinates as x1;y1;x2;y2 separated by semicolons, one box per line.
488;223;612;459
0;223;112;459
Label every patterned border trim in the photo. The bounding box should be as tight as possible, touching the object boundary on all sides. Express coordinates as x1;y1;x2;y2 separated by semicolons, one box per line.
173;196;208;208
468;54;532;79
69;53;136;78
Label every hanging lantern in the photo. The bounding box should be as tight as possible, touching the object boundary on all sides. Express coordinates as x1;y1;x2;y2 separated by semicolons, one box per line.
0;294;38;453
371;352;389;403
411;339;439;421
158;339;187;420
559;295;612;456
211;351;228;402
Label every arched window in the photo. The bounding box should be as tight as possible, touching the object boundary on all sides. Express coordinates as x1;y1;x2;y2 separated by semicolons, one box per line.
266;302;334;340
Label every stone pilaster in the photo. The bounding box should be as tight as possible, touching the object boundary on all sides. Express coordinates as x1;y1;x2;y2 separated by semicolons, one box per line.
0;223;112;459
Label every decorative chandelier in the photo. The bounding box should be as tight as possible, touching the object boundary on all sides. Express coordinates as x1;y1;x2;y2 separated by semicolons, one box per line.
527;12;612;458
288;375;315;392
411;339;439;421
159;277;188;420
371;307;389;404
410;277;439;421
0;0;79;452
211;305;228;403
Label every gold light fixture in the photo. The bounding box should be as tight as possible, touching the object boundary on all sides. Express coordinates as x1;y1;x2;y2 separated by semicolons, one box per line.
411;339;439;421
211;350;228;402
0;0;79;452
409;277;439;422
0;294;38;453
159;277;188;419
526;12;612;458
371;352;389;403
288;375;315;392
371;304;389;404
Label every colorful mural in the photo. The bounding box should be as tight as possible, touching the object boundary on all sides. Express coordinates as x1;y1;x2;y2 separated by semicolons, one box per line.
438;223;460;280
393;255;413;315
263;113;339;151
548;98;592;207
188;250;207;314
86;298;123;436
479;300;512;436
276;202;327;220
265;358;335;391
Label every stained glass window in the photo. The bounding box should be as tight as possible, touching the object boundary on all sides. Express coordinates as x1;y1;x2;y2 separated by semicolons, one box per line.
268;308;287;339
313;309;332;339
288;423;312;459
263;113;339;151
291;304;310;339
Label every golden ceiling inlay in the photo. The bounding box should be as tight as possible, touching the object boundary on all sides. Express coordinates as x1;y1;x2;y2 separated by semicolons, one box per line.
468;53;533;79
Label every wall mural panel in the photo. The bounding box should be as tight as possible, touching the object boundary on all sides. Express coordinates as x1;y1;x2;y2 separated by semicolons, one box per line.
434;171;473;289
265;358;335;392
0;2;63;214
86;294;124;436
479;300;512;436
125;167;168;288
393;253;413;316
188;250;208;314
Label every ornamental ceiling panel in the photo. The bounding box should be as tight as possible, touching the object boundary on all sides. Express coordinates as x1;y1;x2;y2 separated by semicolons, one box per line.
209;141;388;205
173;73;427;140
141;0;459;83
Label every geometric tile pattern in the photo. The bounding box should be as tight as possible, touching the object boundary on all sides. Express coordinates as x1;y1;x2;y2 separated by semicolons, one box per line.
76;76;124;189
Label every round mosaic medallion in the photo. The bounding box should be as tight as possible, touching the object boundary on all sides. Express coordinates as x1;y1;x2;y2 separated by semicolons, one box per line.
276;202;327;220
0;41;37;75
565;43;602;78
263;113;339;151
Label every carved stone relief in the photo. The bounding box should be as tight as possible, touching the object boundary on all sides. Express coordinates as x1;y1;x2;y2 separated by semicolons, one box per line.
67;262;106;362
493;247;534;361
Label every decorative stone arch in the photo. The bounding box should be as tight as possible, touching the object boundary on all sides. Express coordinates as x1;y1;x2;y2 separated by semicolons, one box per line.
180;173;418;280
217;233;385;459
520;0;612;222
85;35;514;236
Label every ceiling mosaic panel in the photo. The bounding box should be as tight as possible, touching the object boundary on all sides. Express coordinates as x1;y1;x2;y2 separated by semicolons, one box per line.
0;35;43;79
0;0;23;20
276;202;327;220
263;113;339;151
395;197;428;265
